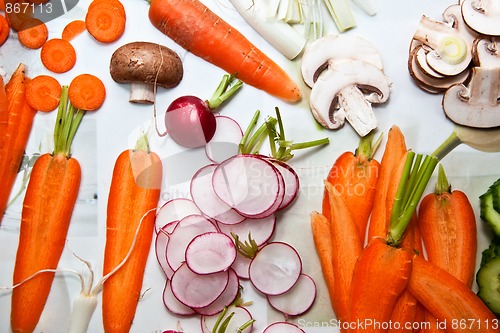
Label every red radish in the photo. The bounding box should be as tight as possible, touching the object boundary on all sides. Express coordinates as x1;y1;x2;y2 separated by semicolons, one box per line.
170;263;229;308
190;164;246;224
162;280;196;316
213;155;282;217
249;242;302;296
268;159;300;209
200;306;254;333
231;252;252;280
205;115;243;163
193;268;240;316
263;322;305;333
161;74;242;148
216;215;276;247
155;198;202;232
155;227;175;279
267;274;316;316
185;232;237;274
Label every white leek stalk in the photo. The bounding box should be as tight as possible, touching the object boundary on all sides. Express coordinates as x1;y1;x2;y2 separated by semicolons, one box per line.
303;0;324;41
323;0;356;32
229;0;307;59
351;0;377;16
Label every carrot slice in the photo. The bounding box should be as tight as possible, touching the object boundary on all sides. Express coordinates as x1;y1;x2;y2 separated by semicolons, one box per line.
17;18;48;49
40;38;76;73
68;73;106;111
0;0;5;11
85;0;125;43
25;75;61;112
0;14;9;46
61;19;86;41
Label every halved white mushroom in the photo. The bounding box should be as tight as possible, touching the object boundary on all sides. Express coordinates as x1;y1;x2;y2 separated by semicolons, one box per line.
462;0;500;36
300;34;384;88
309;60;392;136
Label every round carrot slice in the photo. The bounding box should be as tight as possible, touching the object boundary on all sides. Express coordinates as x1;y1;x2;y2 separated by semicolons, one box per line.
40;38;77;73
85;1;125;43
17;18;48;49
62;20;86;41
25;75;62;112
68;74;106;111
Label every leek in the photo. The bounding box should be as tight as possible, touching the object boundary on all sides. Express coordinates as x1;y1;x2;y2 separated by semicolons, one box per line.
351;0;377;16
323;0;357;32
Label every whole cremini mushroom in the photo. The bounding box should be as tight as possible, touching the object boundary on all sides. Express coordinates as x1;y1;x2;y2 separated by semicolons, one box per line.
110;41;183;104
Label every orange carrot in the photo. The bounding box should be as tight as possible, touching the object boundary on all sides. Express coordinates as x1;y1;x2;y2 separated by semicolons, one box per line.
17;18;48;49
102;135;162;333
324;182;363;324
61;19;86;41
40;38;77;73
0;64;36;225
0;0;5;11
408;255;497;333
68;73;106;111
25;75;62;112
11;86;85;332
148;0;302;102
367;125;407;240
0;75;8;149
0;14;10;45
322;132;381;243
418;165;477;288
85;0;125;43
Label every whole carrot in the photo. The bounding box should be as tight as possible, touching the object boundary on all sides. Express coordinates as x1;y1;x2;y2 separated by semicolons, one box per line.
322;132;381;243
102;134;162;333
148;0;302;102
0;64;37;224
11;86;84;333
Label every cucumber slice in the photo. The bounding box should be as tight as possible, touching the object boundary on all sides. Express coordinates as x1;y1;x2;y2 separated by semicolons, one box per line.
491;178;500;213
477;256;500;315
480;189;500;237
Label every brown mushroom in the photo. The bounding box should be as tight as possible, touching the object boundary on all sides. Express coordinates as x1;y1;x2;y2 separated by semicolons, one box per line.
110;41;183;104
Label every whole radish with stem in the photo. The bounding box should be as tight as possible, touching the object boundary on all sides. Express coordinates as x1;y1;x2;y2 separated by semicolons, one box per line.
156;73;242;148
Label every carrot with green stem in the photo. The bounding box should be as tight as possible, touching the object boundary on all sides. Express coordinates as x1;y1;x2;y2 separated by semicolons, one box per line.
148;0;302;102
322;131;382;243
102;134;162;333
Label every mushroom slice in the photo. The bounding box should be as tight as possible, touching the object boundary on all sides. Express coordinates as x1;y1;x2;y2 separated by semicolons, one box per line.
310;60;391;136
442;67;500;128
110;41;183;104
300;34;384;88
472;37;500;68
462;0;500;36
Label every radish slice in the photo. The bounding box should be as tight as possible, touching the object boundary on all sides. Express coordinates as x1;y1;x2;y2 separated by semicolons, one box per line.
263;322;305;333
213;155;282;217
166;215;218;271
231;251;251;280
155;228;175;279
269;159;299;210
162;280;196;316
190;164;246;225
194;268;240;316
185;232;237;274
170;263;229;309
267;274;317;316
249;242;302;296
155;198;202;233
217;215;276;247
205;115;243;163
201;305;253;333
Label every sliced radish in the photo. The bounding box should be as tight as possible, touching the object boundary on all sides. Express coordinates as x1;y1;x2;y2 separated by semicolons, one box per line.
162;280;196;316
194;268;240;316
269;159;299;210
190;164;246;224
205;115;243;163
263;322;305;333
249;242;302;296
166;215;218;271
170;263;229;309
201;305;253;333
217;215;276;247
213;155;282;217
231;251;252;280
267;274;316;316
155;228;175;279
185;232;237;274
155;198;202;233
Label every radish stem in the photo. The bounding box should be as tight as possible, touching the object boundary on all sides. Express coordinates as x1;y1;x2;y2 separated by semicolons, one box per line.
207;74;243;110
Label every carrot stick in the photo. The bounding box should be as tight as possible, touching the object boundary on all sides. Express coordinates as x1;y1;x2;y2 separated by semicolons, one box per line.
102;134;162;333
0;14;10;46
85;0;125;43
40;38;77;73
367;125;407;241
68;74;106;111
322;132;381;243
324;182;363;324
148;0;302;102
0;75;8;150
62;19;86;41
0;64;36;224
11;86;84;332
418;164;477;288
25;75;62;112
408;255;497;333
17;18;48;49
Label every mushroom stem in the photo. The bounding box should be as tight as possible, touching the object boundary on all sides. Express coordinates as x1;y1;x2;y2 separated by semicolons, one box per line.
338;85;378;137
129;83;155;104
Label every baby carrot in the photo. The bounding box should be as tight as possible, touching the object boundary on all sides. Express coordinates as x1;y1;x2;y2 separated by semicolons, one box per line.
68;74;106;111
25;75;62;112
40;38;77;73
85;0;125;43
62;20;86;41
17;18;48;49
